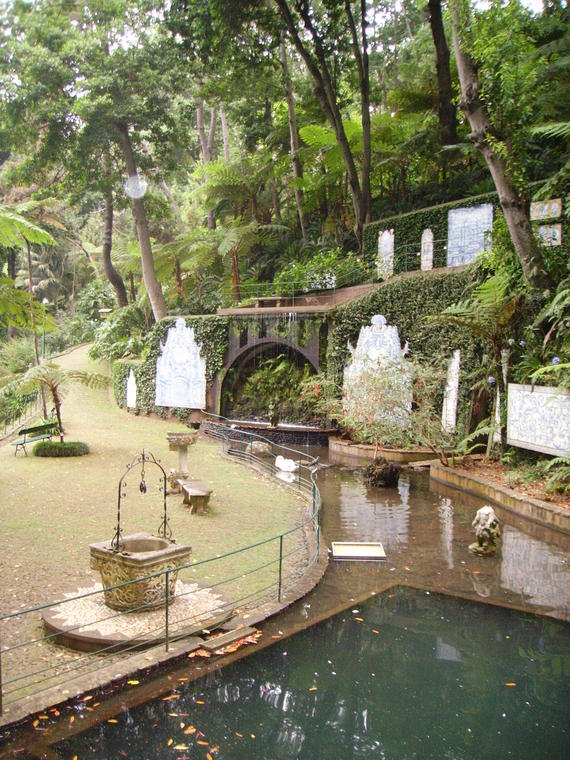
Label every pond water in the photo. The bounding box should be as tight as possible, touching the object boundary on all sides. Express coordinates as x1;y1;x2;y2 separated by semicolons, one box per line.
8;449;570;757
56;587;568;759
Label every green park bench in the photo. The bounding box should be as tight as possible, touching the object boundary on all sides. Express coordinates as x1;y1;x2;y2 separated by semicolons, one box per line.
11;421;60;456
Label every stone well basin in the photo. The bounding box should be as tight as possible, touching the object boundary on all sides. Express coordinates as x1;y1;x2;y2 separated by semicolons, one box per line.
89;533;192;612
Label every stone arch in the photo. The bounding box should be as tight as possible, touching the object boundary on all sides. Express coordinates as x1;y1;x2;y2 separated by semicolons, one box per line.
211;338;319;416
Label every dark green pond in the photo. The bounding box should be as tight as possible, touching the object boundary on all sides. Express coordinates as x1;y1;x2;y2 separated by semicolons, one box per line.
57;587;568;759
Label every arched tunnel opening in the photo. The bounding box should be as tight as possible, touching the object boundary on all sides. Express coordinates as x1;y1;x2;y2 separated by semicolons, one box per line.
221;342;318;424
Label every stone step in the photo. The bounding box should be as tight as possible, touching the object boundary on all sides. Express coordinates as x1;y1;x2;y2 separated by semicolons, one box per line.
200;626;258;651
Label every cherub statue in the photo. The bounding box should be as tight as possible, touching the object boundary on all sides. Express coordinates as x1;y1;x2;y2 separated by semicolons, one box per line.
469;505;501;556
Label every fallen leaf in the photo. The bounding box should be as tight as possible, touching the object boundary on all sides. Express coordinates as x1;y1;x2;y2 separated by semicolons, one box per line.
372;629;379;634
127;680;140;685
162;694;180;701
173;745;188;751
235;732;243;737
309;686;318;692
355;617;364;622
184;726;196;735
195;700;205;705
32;720;39;728
69;716;75;724
167;738;173;746
107;719;118;724
197;740;209;746
504;682;517;687
251;733;256;739
83;695;93;702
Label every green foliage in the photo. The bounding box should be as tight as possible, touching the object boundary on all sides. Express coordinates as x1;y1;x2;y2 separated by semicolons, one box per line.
362;190;500;272
89;304;148;361
0;337;36;375
225;353;316;424
112;316;230;415
33;440;89;457
273;249;368;295
75;280;115;322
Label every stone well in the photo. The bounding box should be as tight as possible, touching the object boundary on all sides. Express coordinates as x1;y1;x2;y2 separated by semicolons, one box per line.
90;533;191;612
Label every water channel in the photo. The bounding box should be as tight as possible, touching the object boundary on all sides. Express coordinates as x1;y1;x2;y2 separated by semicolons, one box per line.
9;448;570;757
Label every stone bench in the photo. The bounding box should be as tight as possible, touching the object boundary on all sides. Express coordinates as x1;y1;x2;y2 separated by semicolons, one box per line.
177;479;213;514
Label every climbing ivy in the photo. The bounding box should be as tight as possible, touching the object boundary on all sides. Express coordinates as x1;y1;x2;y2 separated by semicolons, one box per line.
362;183;554;275
325;266;481;436
363;191;500;273
112;316;229;417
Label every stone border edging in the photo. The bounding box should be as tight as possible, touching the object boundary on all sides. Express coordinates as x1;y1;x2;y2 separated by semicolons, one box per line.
430;461;569;534
329;436;439;463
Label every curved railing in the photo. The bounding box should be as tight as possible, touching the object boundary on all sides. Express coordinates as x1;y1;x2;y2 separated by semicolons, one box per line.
0;422;323;717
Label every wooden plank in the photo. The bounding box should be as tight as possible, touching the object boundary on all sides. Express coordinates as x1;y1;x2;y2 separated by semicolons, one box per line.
200;626;258;651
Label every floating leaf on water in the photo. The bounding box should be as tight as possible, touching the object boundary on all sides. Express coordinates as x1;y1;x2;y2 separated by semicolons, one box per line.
180;722;185;729
184;726;196;735
162;694;180;701
195;700;205;704
372;629;380;634
251;733;256;739
167;738;173;746
69;716;75;724
107;719;118;724
355;617;364;622
309;686;318;692
505;682;517;687
127;680;140;685
197;740;209;746
173;745;188;750
235;732;243;737
83;695;93;701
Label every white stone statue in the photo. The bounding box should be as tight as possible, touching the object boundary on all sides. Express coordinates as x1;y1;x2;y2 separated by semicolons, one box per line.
377;229;394;279
469;505;501;556
343;315;411;429
155;318;206;409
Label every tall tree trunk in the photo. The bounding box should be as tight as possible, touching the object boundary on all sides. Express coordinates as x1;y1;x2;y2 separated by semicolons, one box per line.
275;0;368;244
428;0;458;145
450;7;552;292
220;107;230;162
129;272;136;303
197;100;217;230
116;123;168;320
25;239;47;416
345;0;372;224
279;33;307;240
101;184;128;308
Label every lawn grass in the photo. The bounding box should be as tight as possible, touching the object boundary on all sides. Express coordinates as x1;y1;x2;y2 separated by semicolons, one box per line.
0;345;308;702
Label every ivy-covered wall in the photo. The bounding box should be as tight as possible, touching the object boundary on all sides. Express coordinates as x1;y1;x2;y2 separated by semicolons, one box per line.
112;315;229;418
326;266;481;434
363;191;500;273
362;184;562;275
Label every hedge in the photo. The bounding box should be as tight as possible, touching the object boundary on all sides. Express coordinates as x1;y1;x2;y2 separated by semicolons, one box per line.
325;265;481;436
112;315;230;418
362;183;566;276
363;190;500;273
33;441;90;457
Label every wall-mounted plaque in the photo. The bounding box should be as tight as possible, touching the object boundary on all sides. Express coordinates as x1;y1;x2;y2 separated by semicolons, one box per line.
126;369;137;409
538;223;562;247
155;318;206;409
377;229;394;278
507;383;570;457
421;228;434;271
447;203;493;266
530;198;562;221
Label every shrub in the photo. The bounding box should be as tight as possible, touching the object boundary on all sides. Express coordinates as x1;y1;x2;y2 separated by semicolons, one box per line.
273;248;368;296
33;440;90;457
0;336;36;374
